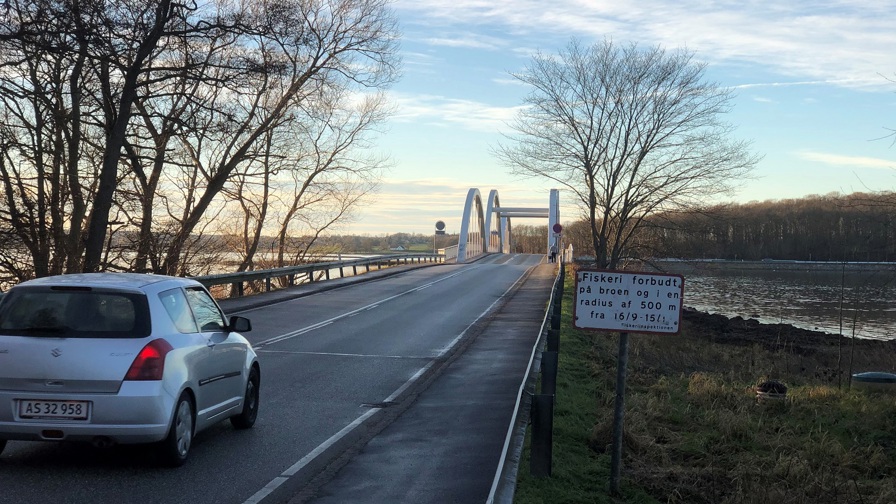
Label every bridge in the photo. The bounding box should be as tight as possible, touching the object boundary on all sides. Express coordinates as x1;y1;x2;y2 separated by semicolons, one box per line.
455;188;561;263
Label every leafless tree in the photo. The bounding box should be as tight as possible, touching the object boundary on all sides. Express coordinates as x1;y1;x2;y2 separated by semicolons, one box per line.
153;0;398;276
0;0;398;280
509;224;547;254
496;39;760;269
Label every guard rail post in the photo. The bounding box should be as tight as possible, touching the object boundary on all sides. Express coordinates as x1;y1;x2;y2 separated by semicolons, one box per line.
530;393;554;477
546;329;560;352
540;351;558;395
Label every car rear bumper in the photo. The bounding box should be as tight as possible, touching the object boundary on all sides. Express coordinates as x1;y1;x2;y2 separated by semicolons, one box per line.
0;382;177;445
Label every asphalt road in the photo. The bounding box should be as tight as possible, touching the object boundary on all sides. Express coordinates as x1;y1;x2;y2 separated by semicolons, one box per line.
0;254;552;504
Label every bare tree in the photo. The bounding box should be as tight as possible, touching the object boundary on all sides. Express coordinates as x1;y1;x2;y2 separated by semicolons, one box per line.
0;0;249;275
270;89;389;267
155;0;398;276
496;39;760;268
0;0;398;281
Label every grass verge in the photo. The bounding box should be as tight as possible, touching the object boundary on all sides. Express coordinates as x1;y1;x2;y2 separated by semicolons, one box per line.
514;269;896;504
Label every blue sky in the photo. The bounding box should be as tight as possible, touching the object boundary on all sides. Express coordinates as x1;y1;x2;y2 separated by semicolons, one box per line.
343;0;896;235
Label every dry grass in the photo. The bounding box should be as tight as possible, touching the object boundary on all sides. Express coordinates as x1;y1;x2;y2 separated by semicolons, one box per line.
515;271;896;504
595;319;896;503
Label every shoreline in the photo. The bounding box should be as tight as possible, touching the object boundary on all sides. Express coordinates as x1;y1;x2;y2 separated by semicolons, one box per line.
649;258;896;273
680;307;896;378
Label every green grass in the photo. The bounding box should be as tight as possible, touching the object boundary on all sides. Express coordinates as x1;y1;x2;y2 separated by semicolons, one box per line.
514;271;896;503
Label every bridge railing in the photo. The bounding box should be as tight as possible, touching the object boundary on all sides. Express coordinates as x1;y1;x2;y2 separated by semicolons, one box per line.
193;253;444;298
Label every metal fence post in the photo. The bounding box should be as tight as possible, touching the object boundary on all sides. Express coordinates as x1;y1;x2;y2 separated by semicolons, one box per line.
541;351;558;396
547;329;560;352
530;393;554;477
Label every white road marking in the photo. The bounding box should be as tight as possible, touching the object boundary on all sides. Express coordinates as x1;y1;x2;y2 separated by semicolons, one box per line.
253;268;475;349
243;261;533;504
240;408;379;504
256;349;429;360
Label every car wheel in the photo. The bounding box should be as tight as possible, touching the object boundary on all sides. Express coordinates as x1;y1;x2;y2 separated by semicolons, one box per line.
159;392;194;467
230;367;260;430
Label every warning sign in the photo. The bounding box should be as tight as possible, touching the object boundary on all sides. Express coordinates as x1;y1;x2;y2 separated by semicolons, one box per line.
573;269;684;334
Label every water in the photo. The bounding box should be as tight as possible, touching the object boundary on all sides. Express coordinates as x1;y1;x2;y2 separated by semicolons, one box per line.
676;267;896;340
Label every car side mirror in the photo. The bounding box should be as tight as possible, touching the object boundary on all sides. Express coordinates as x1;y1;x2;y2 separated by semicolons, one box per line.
228;315;252;333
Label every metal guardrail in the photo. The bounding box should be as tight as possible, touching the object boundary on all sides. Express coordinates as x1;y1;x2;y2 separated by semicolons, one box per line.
0;254;443;301
487;262;565;503
192;253;444;297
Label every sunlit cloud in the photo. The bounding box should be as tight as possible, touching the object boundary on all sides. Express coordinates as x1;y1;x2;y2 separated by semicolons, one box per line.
733;79;867;89
492;77;528;87
422;33;507;50
798;152;896;169
402;51;438;68
389;93;523;132
395;0;896;89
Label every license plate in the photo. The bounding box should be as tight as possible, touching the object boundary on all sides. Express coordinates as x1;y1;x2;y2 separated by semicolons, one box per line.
18;400;90;420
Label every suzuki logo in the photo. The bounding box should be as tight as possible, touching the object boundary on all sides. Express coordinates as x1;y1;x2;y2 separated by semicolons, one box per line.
51;348;62;357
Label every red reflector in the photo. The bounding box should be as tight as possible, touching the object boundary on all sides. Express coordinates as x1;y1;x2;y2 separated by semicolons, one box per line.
124;339;173;381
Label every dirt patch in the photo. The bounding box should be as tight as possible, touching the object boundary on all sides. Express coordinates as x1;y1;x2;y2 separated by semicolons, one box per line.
675;307;896;383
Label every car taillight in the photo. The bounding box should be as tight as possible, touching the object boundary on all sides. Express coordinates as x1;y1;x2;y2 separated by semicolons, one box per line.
124;339;173;381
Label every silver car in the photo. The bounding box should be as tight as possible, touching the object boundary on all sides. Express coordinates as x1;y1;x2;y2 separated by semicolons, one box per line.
0;273;259;466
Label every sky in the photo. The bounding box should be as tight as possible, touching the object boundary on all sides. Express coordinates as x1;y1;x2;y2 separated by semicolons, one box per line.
341;0;896;236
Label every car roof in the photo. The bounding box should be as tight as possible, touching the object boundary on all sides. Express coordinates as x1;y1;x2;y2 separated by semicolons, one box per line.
13;272;199;292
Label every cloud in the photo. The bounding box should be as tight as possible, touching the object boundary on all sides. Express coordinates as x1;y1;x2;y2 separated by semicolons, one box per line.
733;79;867;90
389;93;524;132
422;33;507;50
798;151;896;169
395;0;896;90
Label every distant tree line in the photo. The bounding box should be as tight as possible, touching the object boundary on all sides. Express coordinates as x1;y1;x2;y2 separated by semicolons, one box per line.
313;233;458;254
509;225;548;254
554;192;896;263
642;192;896;262
101;189;890;271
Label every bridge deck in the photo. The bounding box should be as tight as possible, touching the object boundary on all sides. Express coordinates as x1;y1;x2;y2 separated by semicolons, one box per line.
218;258;557;504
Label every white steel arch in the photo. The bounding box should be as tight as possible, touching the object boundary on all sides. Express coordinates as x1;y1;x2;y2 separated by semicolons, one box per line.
484;190;507;254
456;188;559;263
457;188;486;263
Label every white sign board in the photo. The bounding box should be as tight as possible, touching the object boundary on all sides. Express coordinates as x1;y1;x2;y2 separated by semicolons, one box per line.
573;269;684;334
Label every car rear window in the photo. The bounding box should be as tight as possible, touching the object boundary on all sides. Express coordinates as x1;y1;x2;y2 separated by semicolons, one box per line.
0;287;151;338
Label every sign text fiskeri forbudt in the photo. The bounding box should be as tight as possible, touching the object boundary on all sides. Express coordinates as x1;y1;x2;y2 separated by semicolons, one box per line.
574;270;685;334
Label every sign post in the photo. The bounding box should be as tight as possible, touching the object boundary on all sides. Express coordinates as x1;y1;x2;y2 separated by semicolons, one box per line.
434;220;446;254
574;269;684;494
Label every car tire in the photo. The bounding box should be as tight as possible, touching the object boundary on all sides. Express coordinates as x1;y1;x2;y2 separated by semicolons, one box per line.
159;392;194;467
230;367;260;430
0;439;6;456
